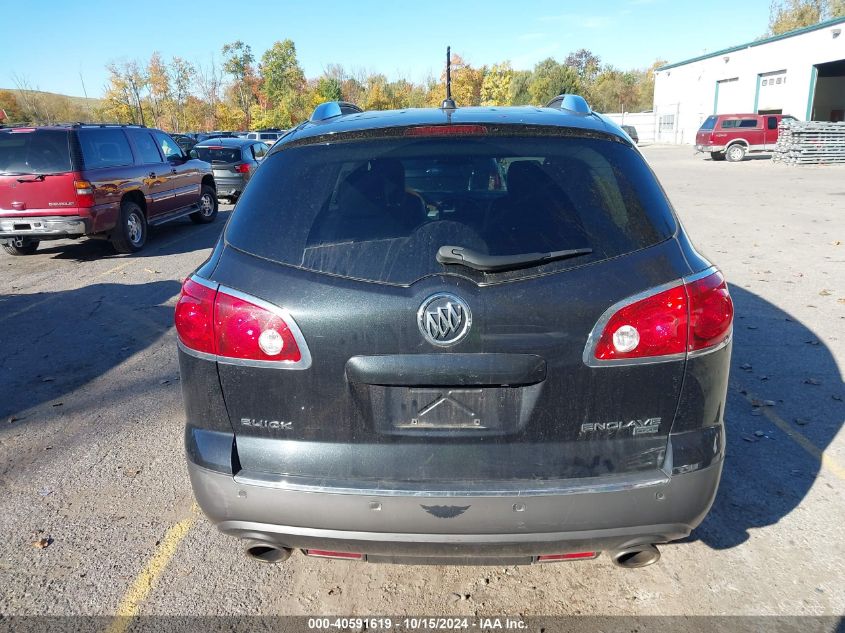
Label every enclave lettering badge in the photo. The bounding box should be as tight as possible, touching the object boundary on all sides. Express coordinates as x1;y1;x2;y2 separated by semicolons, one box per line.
580;417;662;436
241;417;293;430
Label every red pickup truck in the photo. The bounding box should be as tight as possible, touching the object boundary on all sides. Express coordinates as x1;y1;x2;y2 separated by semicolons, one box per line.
695;113;796;162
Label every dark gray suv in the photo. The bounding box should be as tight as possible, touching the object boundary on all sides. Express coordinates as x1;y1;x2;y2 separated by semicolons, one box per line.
176;96;734;568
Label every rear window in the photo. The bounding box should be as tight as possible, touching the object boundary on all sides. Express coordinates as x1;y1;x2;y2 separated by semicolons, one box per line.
225;134;676;285
195;147;241;163
721;118;758;129
699;116;717;131
79;129;134;169
0;129;72;175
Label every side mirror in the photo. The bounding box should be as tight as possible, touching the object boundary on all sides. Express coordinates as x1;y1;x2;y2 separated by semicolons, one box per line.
188;149;199;159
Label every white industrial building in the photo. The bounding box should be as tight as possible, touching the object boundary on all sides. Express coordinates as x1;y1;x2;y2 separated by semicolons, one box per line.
647;16;845;144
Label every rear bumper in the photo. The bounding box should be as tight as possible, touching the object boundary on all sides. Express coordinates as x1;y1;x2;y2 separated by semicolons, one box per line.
212;176;246;197
188;455;722;561
0;215;90;239
695;144;725;153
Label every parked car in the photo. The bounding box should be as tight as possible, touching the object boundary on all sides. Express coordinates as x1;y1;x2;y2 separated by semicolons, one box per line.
197;131;238;142
245;130;287;144
0;124;218;255
176;96;734;567
695;113;796;162
171;133;198;153
191;138;269;201
621;125;639;144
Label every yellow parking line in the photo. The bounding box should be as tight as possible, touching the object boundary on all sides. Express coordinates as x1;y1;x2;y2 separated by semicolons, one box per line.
738;386;845;481
0;294;54;324
97;261;133;277
106;503;199;631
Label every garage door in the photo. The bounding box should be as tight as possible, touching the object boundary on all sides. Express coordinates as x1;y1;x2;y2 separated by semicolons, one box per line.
715;78;744;114
758;70;787;112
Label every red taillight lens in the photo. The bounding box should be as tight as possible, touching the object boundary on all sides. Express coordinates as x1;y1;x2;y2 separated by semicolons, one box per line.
687;271;733;351
74;178;95;208
174;277;306;365
174;279;216;354
214;290;301;362
234;163;250;173
305;549;364;560
537;552;598;562
589;269;733;363
593;285;688;361
404;125;488;137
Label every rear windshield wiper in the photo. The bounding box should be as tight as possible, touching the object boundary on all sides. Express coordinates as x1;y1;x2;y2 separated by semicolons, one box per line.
15;173;59;182
436;245;593;272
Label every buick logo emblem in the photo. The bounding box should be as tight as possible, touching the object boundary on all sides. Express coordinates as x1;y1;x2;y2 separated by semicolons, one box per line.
418;293;471;346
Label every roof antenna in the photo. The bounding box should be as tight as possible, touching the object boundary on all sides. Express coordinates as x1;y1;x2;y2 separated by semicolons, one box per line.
441;46;457;110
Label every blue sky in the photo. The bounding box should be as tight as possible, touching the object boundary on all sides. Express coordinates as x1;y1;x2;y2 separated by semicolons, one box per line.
1;0;773;97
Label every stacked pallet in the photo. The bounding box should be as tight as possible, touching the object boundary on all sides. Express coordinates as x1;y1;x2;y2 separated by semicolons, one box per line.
773;120;845;165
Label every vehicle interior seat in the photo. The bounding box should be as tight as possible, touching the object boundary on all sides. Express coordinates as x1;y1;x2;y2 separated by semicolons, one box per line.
487;160;586;253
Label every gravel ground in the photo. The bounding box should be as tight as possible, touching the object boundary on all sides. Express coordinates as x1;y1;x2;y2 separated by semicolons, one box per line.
0;146;843;620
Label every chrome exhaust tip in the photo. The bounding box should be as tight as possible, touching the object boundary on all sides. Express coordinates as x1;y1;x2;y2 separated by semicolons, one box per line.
243;541;292;564
611;544;661;569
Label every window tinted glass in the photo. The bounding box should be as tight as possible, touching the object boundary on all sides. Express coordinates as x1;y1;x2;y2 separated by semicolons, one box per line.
195;146;241;163
0;130;72;175
767;117;778;130
739;119;759;128
154;132;182;160
226;136;676;285
699;116;717;130
131;131;163;163
79;129;133;169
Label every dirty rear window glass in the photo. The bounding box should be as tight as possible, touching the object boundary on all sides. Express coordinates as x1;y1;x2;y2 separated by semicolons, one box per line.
225;135;676;285
0;130;72;175
195;147;241;163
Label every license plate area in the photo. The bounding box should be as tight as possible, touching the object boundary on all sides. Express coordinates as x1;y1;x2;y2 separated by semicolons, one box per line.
369;385;539;437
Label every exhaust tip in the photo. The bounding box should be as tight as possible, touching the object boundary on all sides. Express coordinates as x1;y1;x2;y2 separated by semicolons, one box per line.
244;541;292;564
611;545;660;569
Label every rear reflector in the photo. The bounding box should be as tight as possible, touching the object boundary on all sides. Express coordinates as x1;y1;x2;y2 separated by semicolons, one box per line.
587;268;733;365
305;549;365;560
174;276;311;368
537;552;598;562
404;125;488;137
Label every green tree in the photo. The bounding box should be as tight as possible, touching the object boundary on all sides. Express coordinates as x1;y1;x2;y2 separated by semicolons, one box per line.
564;49;602;86
222;41;256;128
528;58;582;105
508;70;532;105
767;0;843;34
480;62;513;106
316;76;342;102
260;40;305;107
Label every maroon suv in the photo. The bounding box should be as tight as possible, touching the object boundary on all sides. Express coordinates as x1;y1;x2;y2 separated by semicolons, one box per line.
0;124;217;255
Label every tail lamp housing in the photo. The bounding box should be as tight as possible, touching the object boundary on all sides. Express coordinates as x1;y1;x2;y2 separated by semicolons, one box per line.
233;163;251;173
584;267;733;366
174;276;311;369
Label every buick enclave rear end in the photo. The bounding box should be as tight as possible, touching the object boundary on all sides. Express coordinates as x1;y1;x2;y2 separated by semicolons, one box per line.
176;102;733;567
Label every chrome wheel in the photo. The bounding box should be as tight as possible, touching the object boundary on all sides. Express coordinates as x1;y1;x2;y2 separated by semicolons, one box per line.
200;193;215;217
727;145;745;162
127;212;143;246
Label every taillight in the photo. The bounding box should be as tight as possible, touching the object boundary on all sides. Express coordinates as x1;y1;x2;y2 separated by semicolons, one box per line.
687;271;733;351
234;163;250;173
586;268;733;365
174;276;310;368
74;178;94;208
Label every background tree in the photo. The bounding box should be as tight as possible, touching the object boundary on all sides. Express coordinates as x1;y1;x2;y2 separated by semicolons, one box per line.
170;57;195;132
767;0;844;34
508;70;532;105
0;90;24;123
565;49;602;87
146;52;170;128
480;62;513;106
528;58;582;105
222;41;256;128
